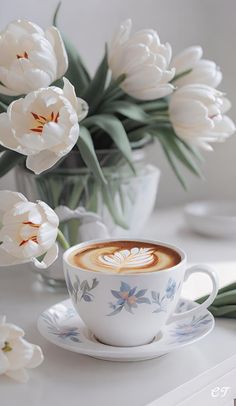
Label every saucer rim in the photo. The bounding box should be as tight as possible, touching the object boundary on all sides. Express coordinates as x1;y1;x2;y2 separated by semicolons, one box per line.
37;298;214;361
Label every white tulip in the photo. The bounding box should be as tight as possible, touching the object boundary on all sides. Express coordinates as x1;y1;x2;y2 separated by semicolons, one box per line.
0;190;59;268
0;19;68;96
108;19;175;100
172;46;222;88
169;84;235;150
0;315;43;383
0;78;88;174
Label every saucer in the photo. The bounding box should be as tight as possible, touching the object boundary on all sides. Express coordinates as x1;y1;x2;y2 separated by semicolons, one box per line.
184;201;236;238
38;298;214;362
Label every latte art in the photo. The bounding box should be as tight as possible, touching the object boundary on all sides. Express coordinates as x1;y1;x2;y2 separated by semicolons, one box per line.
99;248;155;269
70;241;181;274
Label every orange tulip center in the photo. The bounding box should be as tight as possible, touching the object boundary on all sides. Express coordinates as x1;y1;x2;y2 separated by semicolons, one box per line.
19;221;40;247
16;51;29;60
30;111;60;134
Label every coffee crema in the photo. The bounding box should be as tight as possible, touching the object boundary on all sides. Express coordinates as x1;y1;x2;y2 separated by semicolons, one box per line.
70;241;181;274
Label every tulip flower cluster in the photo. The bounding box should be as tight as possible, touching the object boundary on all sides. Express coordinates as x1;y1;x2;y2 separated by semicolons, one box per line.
0;11;234;219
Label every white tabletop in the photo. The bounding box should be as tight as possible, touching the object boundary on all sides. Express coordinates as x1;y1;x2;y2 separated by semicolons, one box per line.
1;206;236;406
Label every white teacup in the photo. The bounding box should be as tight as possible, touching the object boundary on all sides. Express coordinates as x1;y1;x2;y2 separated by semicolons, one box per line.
63;239;219;347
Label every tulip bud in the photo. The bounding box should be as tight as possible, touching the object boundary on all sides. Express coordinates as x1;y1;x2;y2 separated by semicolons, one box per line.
108;19;175;100
0;20;68;96
169;84;235;150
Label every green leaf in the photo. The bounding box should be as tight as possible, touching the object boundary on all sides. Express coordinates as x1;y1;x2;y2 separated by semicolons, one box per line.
0;94;22;106
83;114;134;172
52;1;90;95
157;133;187;189
0;150;25;178
157;129;203;178
176;136;204;163
171;68;192;83
101;185;128;229
63;36;91;96
52;1;61;26
101;100;149;122
83;49;108;113
98;74;125;106
139;100;168;112
86;182;98;212
77;126;107;185
0;100;7;113
170;136;203;178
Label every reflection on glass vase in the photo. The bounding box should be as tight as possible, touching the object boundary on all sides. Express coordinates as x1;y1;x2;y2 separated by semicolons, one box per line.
15;148;160;287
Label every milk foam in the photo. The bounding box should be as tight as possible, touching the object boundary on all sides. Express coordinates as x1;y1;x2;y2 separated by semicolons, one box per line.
71;242;181;274
99;247;155;268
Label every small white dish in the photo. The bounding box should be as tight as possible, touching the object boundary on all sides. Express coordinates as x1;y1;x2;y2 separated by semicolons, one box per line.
38;298;214;362
184;201;236;238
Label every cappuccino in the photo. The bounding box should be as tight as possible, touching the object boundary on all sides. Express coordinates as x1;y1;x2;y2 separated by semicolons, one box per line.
70;241;181;274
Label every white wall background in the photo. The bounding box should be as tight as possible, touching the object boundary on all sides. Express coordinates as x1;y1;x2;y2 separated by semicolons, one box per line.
0;0;235;206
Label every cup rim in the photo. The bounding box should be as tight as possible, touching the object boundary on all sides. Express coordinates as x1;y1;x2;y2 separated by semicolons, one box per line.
63;238;187;276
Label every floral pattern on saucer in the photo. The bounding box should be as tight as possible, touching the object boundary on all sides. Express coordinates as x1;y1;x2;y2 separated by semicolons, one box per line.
37;298;215;362
108;281;151;315
65;272;99;303
168;314;212;344
41;308;81;343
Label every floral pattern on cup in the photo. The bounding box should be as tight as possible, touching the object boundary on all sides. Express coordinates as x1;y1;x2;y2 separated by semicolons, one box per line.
65;272;99;303
151;278;180;313
168;314;212;344
41;309;81;343
108;281;151;316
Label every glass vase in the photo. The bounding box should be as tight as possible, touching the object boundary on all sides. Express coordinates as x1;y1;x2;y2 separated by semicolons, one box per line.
15;148;160;287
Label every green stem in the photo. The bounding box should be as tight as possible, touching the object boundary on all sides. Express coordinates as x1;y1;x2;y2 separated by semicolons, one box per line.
171;68;192;83
151;116;170;122
57;229;70;250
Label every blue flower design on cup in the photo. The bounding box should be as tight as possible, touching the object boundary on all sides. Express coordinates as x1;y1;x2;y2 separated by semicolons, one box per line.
152;278;179;313
108;281;151;316
65;272;99;304
165;278;177;300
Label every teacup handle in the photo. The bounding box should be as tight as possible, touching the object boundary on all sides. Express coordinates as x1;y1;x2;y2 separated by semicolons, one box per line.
168;264;219;323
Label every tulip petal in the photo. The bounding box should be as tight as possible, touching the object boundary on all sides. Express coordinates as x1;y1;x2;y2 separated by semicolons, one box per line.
5;337;34;371
37;222;58;250
62;77;80;113
0;191;27;212
26;150;60;174
62;77;88;121
0;113;21;150
6;324;25;339
6;368;29;383
169;99;212;129
0;83;22;96
46;27;68;78
26;345;44;369
109;19;132;51
0;351;9;374
172;46;203;73
33;243;58;269
128;83;174;100
0;324;11;344
37;201;59;227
